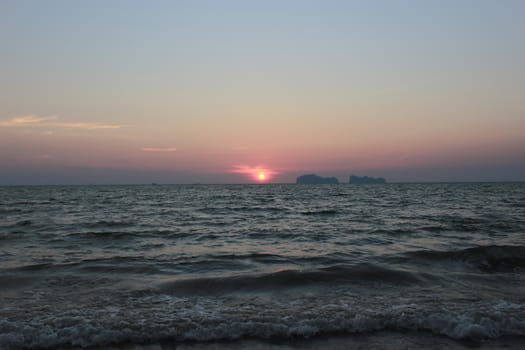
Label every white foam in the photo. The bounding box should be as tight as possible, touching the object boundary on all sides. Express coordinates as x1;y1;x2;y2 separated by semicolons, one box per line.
1;293;524;349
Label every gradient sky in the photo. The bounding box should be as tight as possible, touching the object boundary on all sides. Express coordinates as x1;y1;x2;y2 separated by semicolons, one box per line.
1;0;524;184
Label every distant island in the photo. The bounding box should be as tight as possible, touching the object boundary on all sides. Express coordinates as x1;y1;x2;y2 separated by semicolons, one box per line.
349;175;386;184
296;174;339;184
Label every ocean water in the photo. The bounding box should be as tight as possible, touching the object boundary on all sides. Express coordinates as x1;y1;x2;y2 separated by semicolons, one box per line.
1;183;524;349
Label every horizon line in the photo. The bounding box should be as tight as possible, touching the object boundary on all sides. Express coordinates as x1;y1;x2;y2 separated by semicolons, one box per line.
1;180;525;187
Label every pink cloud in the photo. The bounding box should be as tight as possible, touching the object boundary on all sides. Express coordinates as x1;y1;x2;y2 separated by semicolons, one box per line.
141;147;177;152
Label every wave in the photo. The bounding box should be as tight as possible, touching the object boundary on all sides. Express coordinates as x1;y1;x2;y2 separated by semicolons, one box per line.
0;275;34;290
77;230;138;239
115;252;353;274
0;208;24;214
0;220;33;229
0;231;27;240
301;209;338;216
85;220;134;228
158;264;420;296
0;297;523;349
404;245;525;272
426;215;522;233
4;256;151;273
200;206;289;214
0;220;35;239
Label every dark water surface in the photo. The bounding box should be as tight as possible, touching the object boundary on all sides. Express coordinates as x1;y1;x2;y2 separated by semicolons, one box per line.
1;183;524;349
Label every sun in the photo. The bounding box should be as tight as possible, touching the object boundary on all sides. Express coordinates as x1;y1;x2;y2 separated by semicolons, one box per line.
232;165;275;183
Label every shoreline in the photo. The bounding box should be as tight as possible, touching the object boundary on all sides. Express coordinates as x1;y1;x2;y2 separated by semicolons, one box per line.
68;331;525;350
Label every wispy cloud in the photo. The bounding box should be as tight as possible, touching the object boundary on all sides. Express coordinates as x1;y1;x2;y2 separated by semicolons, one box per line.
55;122;122;129
141;147;177;152
0;115;123;130
0;115;58;127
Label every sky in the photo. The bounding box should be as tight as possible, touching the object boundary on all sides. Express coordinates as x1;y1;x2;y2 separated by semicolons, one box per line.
1;0;524;184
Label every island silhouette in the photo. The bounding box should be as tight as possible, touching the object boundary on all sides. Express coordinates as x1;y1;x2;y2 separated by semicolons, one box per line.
349;175;386;184
296;174;339;184
295;174;387;184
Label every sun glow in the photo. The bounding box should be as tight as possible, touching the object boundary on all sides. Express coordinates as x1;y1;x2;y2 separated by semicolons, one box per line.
231;165;277;183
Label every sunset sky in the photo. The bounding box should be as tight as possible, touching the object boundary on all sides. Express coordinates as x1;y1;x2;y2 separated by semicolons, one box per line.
1;0;524;184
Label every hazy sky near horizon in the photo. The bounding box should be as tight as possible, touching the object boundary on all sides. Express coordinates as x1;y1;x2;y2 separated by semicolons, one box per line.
1;0;524;184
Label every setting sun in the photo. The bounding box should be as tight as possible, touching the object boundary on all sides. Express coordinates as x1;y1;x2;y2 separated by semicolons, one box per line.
231;165;277;182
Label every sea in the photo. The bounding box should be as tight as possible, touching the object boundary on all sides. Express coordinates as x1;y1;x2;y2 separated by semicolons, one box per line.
1;183;524;349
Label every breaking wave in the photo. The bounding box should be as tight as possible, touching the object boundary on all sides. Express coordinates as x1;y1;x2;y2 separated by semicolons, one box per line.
405;245;525;272
0;297;523;349
158;264;421;296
